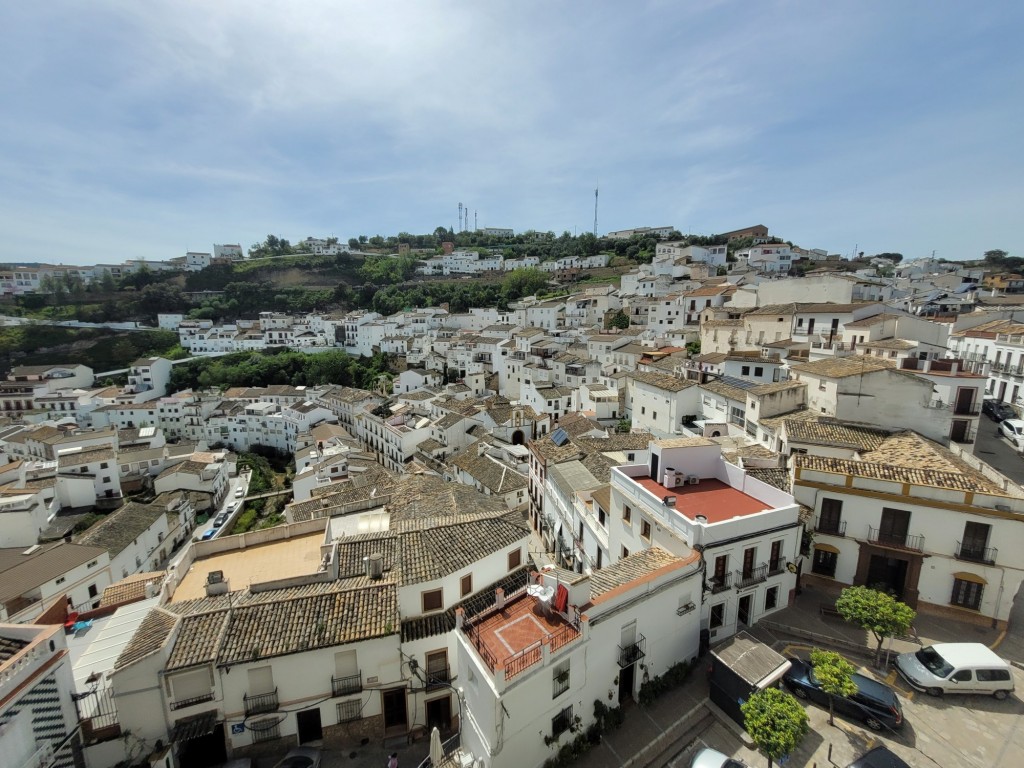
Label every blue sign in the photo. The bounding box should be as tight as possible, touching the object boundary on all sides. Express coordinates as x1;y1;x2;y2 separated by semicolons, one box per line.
231;724;245;735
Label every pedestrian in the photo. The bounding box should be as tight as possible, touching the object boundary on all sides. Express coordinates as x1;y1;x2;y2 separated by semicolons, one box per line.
387;752;399;768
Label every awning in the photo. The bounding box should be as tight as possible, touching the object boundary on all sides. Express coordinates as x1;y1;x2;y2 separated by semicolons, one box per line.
953;571;987;585
171;711;220;742
814;543;841;555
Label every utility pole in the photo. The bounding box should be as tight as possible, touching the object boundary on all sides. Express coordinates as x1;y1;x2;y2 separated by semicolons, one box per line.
593;186;599;236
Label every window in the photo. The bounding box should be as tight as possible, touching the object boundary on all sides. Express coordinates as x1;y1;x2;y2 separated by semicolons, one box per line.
621;546;629;558
640;518;652;540
765;586;779;611
977;668;1012;682
755;367;763;377
55;576;66;585
819;498;843;534
88;584;98;598
951;669;972;682
507;548;522;571
551;705;574;738
100;462;109;469
552;661;570;698
710;603;724;629
250;717;281;742
337;700;360;723
460;574;473;598
951;578;984;611
422;589;443;613
741;366;750;376
623;505;632;523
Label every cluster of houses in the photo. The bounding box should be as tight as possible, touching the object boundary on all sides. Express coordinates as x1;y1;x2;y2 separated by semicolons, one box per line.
4;238;1024;768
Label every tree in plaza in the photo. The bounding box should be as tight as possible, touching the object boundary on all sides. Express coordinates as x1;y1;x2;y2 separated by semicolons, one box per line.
835;585;916;666
809;649;857;726
608;310;630;330
741;687;809;768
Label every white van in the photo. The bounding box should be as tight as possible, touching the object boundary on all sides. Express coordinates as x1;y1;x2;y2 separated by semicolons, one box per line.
896;643;1014;699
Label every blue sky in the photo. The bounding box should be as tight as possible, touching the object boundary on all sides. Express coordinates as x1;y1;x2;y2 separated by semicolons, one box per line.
2;1;1022;265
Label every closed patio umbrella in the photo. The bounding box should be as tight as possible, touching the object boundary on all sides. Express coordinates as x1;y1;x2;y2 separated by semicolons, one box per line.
429;726;443;766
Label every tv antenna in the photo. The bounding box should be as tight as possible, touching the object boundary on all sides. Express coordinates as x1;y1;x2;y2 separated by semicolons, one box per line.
593;185;599;236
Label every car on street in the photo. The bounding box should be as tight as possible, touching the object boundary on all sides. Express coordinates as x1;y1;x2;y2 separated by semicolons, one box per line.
200;529;216;540
234;487;245;498
985;399;1017;422
271;748;322;768
846;746;910;768
998;418;1024;445
782;656;903;732
690;747;747;768
212;512;228;528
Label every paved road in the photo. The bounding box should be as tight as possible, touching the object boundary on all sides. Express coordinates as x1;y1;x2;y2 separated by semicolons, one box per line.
973;419;1024;484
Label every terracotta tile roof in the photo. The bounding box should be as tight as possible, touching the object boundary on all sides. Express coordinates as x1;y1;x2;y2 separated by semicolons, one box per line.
589;547;694;599
77;502;166;557
628;371;695;393
101;572;165;607
590;485;611;513
783;420;890;451
115;607;179;670
794;431;1005;494
858;339;917;350
0;542;108;603
0;633;29;663
789;357;895;378
450;452;528;494
843;313;901;328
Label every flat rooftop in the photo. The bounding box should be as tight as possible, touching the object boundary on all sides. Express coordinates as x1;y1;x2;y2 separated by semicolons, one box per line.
171;532;323;602
633;476;768;523
465;593;579;680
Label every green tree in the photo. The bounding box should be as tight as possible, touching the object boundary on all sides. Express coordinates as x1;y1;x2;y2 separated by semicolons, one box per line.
608;310;630;330
809;649;857;726
835;586;916;666
741;687;809;768
984;249;1009;262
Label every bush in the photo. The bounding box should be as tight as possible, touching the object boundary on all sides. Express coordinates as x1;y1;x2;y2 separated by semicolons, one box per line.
637;659;693;706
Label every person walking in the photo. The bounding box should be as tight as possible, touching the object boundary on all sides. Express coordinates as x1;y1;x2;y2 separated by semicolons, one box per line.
387;752;399;768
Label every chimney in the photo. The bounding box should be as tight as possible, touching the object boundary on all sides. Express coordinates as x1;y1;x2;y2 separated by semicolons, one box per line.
365;553;384;580
495;587;505;610
455;607;465;630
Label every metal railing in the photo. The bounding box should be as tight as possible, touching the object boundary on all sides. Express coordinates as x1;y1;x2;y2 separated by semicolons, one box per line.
425;665;450;690
815;517;846;536
768;558;787;576
332;672;362;697
955;541;998;565
867;527;925;552
169;692;215;710
618;634;646;668
734;563;769;589
243;688;279;716
710;572;732;594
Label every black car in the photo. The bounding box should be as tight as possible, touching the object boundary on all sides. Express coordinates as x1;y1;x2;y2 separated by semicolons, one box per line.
782;657;903;732
846;746;911;768
984;399;1017;422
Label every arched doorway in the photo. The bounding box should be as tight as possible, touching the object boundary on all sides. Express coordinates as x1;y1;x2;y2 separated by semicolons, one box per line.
512;430;525;445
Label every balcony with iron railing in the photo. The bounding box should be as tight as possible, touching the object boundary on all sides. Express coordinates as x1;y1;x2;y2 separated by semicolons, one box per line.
709;572;732;594
618;633;646;668
332;673;362;697
768;557;787;576
815;517;847;536
955;541;998;565
243;688;279;716
735;563;769;589
867;527;925;553
425;664;451;690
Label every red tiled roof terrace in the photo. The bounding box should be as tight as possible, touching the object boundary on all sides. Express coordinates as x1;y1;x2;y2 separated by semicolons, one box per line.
632;477;768;523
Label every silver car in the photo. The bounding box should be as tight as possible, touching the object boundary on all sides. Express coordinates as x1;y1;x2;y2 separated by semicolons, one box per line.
690;747;747;768
272;748;322;768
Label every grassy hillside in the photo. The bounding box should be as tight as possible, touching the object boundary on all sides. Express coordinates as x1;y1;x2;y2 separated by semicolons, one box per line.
0;326;183;375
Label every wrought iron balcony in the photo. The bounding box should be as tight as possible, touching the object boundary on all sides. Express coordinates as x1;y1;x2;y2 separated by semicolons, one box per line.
243;688;278;716
709;572;732;594
768;558;787;576
867;527;925;553
425;665;451;690
617;634;646;668
735;563;769;589
332;672;362;697
815;517;846;536
169;692;215;711
955;541;998;565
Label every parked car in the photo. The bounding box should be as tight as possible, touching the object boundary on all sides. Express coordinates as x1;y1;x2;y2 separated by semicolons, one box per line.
998;418;1024;445
690;747;747;768
985;400;1017;422
271;748;322;768
212;512;228;528
200;529;216;540
782;657;903;731
896;643;1015;699
234;487;245;498
846;746;911;768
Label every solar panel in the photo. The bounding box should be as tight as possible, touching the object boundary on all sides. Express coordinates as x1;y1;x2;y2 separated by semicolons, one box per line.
550;427;569;446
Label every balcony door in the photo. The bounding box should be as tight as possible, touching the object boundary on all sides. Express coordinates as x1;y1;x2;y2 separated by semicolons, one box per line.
247;665;274;696
879;508;910;547
961;522;991;559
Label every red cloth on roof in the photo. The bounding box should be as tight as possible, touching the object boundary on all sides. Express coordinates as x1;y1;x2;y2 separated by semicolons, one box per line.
554;584;569;613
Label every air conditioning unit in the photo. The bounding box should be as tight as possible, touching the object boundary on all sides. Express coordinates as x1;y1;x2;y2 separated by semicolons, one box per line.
663;495;677;507
687;475;699;485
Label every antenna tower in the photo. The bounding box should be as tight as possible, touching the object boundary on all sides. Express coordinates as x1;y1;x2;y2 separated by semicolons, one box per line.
474;211;478;231
458;203;463;232
593;186;599;236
